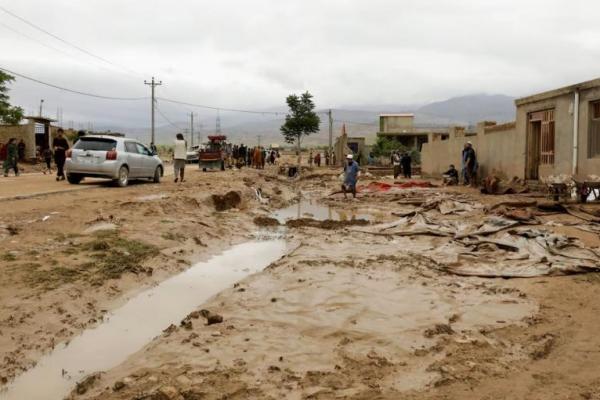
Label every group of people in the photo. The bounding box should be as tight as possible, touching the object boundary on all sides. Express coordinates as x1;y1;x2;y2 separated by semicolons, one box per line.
2;128;74;180
0;139;26;176
231;144;279;169
391;151;413;179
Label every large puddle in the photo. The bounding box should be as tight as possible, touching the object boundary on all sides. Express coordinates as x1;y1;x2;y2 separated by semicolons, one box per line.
273;199;379;223
0;240;289;400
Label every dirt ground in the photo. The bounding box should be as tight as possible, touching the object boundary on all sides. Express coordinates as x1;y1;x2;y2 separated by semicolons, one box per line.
1;164;600;400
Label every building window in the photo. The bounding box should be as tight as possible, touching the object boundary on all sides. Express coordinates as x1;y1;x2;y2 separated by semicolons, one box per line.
589;101;600;158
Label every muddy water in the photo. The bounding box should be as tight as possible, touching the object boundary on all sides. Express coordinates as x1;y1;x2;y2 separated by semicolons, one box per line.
273;200;378;223
0;240;289;400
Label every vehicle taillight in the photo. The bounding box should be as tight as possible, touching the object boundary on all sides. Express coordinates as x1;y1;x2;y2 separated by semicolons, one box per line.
106;150;117;160
66;149;72;159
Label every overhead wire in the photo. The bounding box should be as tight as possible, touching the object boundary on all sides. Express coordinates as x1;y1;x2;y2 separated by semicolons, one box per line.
155;101;185;130
156;97;286;115
0;21;133;77
0;5;142;78
0;21;77;59
0;66;148;101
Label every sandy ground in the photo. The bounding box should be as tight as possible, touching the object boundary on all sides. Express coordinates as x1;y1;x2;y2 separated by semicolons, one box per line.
0;163;296;386
2;165;600;400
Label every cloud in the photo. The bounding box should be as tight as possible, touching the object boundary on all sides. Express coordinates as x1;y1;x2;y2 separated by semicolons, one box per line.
1;0;599;130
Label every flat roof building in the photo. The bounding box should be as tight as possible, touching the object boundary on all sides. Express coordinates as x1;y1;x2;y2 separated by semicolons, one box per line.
421;77;600;180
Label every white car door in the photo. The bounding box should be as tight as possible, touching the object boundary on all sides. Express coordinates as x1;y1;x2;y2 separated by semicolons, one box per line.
135;143;155;177
124;141;142;177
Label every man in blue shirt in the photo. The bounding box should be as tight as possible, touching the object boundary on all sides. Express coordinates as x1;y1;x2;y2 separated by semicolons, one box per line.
342;154;359;199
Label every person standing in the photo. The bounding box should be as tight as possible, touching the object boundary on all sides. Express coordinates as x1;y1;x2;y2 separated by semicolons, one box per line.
463;141;477;186
53;129;69;181
42;146;53;174
3;138;19;177
17;139;26;161
392;151;401;179
308;150;313;167
173;133;187;183
401;152;412;179
315;152;321;167
342;154;360;199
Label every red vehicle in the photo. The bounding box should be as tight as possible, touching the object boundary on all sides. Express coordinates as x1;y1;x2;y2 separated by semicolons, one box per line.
198;135;227;171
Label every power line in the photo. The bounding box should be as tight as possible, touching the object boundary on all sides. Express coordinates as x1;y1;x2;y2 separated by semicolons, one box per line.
0;5;141;77
156;97;285;115
334;119;376;126
0;21;130;77
2;65;345;120
0;21;76;58
155;102;185;130
0;66;148;101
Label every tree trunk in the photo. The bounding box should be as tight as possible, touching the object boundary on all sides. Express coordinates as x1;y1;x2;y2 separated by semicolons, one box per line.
296;136;301;169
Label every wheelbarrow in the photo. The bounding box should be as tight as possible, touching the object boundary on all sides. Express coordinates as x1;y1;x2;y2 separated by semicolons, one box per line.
573;179;600;203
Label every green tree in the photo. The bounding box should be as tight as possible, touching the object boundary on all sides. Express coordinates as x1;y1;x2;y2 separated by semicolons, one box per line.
372;136;420;163
280;92;320;165
0;71;24;125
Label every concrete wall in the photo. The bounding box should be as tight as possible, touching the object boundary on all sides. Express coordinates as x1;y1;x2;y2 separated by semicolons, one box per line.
0;122;35;159
380;115;414;133
576;87;600;176
421;121;523;179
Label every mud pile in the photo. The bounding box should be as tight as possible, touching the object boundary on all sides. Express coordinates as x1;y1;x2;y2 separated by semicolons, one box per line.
211;191;242;211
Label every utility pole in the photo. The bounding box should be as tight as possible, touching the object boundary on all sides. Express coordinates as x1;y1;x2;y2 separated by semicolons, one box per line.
216;109;221;134
39;99;44;117
144;77;162;144
190;112;195;147
328;109;333;164
257;135;261;147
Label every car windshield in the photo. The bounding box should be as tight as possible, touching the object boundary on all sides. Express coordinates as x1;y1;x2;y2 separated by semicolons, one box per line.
74;138;117;151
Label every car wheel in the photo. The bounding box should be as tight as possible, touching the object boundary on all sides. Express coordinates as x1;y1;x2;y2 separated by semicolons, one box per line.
67;174;82;184
153;166;162;183
115;166;129;187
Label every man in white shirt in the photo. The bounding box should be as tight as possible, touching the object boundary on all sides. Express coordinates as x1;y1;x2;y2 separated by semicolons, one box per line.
173;133;187;183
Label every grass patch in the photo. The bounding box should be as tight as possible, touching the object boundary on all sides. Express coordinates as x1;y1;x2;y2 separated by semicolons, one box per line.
82;231;159;285
161;232;186;241
24;231;158;291
25;265;83;291
2;253;17;262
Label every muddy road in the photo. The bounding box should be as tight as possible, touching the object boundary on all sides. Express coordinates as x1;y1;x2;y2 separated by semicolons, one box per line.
1;167;600;399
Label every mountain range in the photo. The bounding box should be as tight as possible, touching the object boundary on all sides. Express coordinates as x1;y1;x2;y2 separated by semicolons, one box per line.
114;93;516;146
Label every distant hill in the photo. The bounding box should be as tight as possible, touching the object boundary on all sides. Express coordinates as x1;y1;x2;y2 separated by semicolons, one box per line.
416;94;515;125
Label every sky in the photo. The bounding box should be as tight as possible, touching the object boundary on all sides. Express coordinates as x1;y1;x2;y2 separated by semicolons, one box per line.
1;0;599;131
